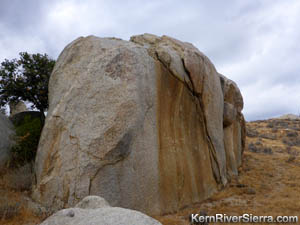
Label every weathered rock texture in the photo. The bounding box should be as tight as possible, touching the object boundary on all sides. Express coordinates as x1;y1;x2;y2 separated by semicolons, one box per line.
33;34;245;215
0;113;15;168
40;196;162;225
220;74;245;178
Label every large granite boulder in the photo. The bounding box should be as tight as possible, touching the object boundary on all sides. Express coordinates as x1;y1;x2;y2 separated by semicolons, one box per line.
40;196;162;225
33;34;245;215
0;113;15;167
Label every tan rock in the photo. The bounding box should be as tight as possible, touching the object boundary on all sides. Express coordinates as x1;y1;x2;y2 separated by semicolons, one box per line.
132;34;227;186
9;101;27;116
223;102;237;127
219;74;243;112
220;74;245;178
33;34;245;215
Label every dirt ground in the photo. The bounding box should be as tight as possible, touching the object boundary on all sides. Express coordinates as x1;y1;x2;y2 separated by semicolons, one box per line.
156;119;300;224
1;119;300;224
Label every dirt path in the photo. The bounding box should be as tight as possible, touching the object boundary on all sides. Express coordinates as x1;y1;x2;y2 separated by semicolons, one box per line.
156;119;300;224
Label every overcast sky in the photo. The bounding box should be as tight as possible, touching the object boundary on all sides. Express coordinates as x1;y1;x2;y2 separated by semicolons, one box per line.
1;0;299;121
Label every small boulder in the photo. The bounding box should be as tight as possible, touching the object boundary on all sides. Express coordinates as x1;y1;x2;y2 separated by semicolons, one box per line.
0;113;15;167
75;196;110;209
40;196;162;225
9;101;27;116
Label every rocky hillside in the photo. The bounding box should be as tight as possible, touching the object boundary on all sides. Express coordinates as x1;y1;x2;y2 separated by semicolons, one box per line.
156;118;300;224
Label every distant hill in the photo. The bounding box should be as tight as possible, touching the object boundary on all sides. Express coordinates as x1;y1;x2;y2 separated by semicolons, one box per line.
276;114;300;120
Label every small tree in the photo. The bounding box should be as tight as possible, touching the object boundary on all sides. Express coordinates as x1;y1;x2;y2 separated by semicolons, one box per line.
0;52;55;115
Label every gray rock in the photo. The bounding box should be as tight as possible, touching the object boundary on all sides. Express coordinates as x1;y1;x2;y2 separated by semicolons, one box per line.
75;196;110;209
9;101;27;116
0;113;15;167
39;207;162;225
33;34;245;215
33;36;162;214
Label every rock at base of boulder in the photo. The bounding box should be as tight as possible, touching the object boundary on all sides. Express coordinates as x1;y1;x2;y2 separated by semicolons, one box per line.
40;196;162;225
75;195;110;209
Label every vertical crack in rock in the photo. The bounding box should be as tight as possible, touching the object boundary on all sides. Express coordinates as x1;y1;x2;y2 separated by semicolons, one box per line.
147;39;223;185
180;59;197;96
181;58;222;184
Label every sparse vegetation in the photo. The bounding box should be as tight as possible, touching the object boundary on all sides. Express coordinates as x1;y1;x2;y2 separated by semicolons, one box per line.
258;133;276;140
286;131;298;137
246;128;258;138
0;203;20;220
1;163;34;191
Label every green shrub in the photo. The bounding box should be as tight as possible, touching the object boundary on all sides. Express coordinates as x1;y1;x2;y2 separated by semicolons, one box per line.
10;114;43;166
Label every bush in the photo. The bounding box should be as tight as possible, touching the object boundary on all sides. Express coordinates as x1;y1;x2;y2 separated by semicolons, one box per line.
246;128;259;138
10;114;43;166
248;143;260;153
263;147;273;154
286;131;298;137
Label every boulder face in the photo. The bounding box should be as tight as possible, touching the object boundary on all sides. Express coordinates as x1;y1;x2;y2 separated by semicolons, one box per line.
0;113;15;168
33;34;245;215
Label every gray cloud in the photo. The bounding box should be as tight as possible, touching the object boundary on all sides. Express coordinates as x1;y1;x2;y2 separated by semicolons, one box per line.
0;0;44;32
0;0;299;120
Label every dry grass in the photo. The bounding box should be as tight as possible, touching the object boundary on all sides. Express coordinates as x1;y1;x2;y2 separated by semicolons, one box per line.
0;163;34;191
0;163;44;225
0;189;43;225
156;119;300;224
